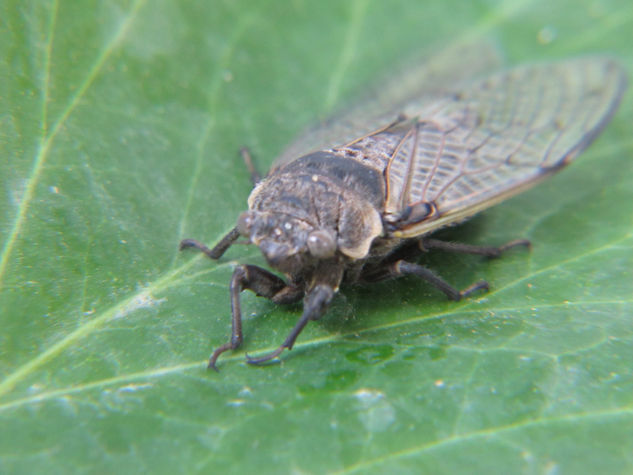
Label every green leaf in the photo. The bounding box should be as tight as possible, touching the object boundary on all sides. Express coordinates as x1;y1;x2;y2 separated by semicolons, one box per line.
1;0;631;473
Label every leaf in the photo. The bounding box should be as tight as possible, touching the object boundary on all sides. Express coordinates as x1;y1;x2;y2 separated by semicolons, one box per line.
1;0;631;473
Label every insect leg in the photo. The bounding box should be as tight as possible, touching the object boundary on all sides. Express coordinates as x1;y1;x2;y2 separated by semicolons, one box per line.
208;264;294;370
246;284;334;365
421;238;531;258
390;260;489;301
240;146;262;186
179;227;240;260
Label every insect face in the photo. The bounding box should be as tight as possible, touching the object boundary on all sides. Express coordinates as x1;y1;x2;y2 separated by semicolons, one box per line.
237;210;329;271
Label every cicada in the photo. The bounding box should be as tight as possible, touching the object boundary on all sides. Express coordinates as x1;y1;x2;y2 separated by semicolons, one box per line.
181;56;626;369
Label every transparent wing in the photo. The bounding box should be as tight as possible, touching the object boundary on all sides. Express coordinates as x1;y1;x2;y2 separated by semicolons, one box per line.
272;40;503;171
384;57;627;237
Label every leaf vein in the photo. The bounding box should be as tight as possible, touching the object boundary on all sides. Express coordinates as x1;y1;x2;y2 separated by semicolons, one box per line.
334;408;633;474
0;0;147;287
323;0;369;112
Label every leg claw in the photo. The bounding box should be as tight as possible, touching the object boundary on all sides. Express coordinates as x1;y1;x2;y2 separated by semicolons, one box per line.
245;346;285;365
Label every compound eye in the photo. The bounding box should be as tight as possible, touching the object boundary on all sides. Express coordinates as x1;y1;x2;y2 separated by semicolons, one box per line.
307;229;336;258
237;212;253;237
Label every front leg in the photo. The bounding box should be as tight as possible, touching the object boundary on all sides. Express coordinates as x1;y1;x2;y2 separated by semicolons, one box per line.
180;227;241;260
245;284;335;365
209;264;301;370
246;259;344;365
178;149;263;259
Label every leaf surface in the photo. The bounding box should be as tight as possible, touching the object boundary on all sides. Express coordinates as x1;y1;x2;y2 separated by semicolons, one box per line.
1;0;632;473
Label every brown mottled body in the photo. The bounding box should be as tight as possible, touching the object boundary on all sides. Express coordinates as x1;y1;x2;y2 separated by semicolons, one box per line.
180;57;626;369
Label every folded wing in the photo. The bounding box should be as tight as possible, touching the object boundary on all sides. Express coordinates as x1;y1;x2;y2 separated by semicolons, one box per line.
383;57;627;237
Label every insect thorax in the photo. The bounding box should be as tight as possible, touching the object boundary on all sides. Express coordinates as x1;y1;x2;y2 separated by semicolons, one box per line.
246;152;386;262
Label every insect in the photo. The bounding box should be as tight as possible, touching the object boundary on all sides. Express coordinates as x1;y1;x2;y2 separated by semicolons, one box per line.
181;56;626;370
